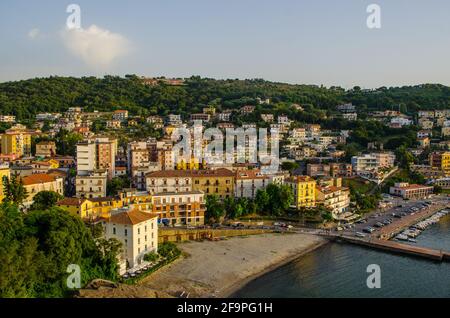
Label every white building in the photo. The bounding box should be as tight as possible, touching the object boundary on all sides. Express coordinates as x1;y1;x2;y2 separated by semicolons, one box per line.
76;141;96;172
167;114;182;125
217;111;232;122
351;154;378;172
235;170;269;199
104;208;158;271
261;114;274;123
112;110;129;121
277;115;290;125
76;170;107;198
343;113;357;121
390;117;413;127
0;115;16;123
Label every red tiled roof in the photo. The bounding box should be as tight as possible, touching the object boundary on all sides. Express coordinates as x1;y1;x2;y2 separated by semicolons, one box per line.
108;209;157;225
57;197;86;206
22;174;56;185
236;170;268;180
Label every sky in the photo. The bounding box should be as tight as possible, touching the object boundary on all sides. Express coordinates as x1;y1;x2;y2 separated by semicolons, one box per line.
0;0;449;88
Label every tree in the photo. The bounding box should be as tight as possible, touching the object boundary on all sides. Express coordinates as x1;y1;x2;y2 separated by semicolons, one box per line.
255;189;270;212
281;162;299;172
265;183;294;216
29;191;63;211
2;173;28;206
395;146;415;170
107;176;131;196
205;195;225;223
55;129;83;156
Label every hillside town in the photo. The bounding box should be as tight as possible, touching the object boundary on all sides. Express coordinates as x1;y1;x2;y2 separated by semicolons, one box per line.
0;101;449;277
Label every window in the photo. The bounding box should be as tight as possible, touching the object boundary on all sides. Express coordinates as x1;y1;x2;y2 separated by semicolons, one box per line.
138;228;140;235
124;229;128;236
113;227;116;235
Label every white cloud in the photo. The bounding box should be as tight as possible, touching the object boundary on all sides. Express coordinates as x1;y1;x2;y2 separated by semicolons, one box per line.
61;25;130;68
28;28;40;39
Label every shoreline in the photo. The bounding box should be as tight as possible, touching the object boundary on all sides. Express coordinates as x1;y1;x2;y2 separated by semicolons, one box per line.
138;233;328;298
217;239;328;298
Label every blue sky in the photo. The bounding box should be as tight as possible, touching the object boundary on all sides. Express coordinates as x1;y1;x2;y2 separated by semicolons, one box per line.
0;0;449;88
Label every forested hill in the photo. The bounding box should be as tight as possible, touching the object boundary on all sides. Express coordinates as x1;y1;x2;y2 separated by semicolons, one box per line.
0;75;448;120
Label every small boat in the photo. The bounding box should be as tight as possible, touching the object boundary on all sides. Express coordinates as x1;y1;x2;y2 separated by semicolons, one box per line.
396;234;409;241
408;238;417;243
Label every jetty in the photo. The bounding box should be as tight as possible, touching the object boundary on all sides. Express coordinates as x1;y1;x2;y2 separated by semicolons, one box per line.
326;235;450;262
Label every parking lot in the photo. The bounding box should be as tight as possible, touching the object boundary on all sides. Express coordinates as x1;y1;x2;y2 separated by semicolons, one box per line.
335;195;449;238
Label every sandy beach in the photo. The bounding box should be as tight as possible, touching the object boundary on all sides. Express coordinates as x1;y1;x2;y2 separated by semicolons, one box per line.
138;233;327;298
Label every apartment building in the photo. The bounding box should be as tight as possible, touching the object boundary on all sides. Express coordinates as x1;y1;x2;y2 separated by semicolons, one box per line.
146;116;164;129
0;125;33;157
103;208;158;270
146;168;234;199
0;115;16;123
306;164;331;177
106;120;121;129
316;186;350;218
151;191;205;226
22;174;64;208
261;114;274;123
330;163;353;178
217;111;232;122
35;141;56;157
57;197;94;220
234;170;270;199
75;170;107;198
76;137;117;180
286;176;316;209
389;182;433;199
351;152;395;173
429;151;450;176
190;113;211;122
112;110;129;121
166;114;182;125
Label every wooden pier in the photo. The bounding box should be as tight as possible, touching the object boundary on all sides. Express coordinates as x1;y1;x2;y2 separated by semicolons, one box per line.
333;236;448;261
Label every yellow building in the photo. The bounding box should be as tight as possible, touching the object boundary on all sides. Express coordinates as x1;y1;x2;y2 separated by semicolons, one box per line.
191;169;235;199
120;189;153;211
57;189;154;221
0;164;10;202
1;132;32;157
176;156;204;170
22;174;64;208
146;168;235;199
286;176;316;209
441;152;450;176
90;196;124;218
57;197;94;219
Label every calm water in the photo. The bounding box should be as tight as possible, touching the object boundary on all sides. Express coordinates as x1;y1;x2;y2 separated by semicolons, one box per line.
233;214;450;298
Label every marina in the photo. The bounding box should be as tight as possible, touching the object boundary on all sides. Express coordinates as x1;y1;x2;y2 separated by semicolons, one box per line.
395;209;449;242
234;211;450;298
